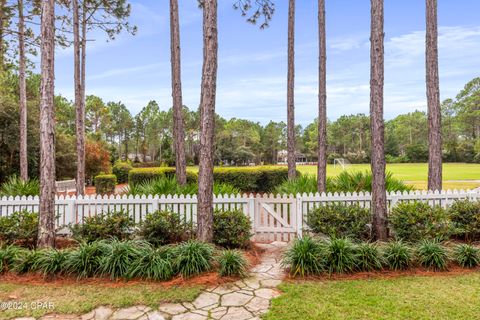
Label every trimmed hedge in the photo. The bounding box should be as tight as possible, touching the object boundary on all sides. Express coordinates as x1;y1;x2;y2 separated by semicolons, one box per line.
0;210;38;248
129;168;197;186
112;161;133;184
94;174;117;195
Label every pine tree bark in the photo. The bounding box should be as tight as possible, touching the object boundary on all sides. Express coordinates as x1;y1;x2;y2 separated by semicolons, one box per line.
287;0;296;180
0;0;6;71
197;0;218;243
426;0;442;191
18;0;28;181
73;0;85;195
37;0;56;249
370;0;388;241
170;0;187;186
317;0;327;193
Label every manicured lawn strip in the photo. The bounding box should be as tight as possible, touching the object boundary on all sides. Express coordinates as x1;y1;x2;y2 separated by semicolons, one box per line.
0;282;203;319
264;273;480;320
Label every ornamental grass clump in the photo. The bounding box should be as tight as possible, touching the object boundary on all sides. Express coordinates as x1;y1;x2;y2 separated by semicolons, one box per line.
356;242;384;271
216;250;249;277
12;249;41;274
322;238;358;274
99;239;144;279
453;244;480;268
34;249;70;277
173;240;214;278
63;241;110;278
415;240;449;271
282;236;325;277
0;245;22;273
383;240;412;270
128;245;175;281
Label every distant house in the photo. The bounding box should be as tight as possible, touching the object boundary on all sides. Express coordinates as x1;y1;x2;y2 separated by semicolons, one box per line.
126;153;151;163
277;150;308;164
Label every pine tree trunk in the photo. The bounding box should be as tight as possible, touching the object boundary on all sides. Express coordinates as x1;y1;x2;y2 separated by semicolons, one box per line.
426;0;442;191
287;0;296;180
317;0;327;193
197;0;218;243
73;0;85;195
370;0;388;241
18;0;28;181
37;0;56;249
0;0;5;71
170;0;187;185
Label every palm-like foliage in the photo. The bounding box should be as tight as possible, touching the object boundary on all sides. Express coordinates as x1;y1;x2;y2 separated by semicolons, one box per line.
282;236;325;277
216;250;249;277
128;177;239;196
0;176;40;196
128;245;175;281
356;242;384;271
415;240;449;270
454;244;480;268
383;240;412;270
173;240;214;278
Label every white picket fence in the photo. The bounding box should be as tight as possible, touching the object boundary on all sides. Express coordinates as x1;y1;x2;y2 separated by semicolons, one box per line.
0;190;479;242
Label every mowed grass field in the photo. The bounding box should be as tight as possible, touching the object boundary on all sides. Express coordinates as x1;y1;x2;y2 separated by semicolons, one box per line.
264;273;480;320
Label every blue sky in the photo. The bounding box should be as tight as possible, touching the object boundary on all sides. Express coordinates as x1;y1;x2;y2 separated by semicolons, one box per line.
53;0;480;125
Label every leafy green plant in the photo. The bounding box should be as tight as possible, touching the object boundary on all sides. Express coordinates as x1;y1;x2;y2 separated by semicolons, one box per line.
100;239;144;279
213;183;241;195
356;242;383;271
63;241;110;278
415;240;449;271
213;209;252;249
0;175;40;196
306;203;371;240
390;201;452;242
138;211;189;246
216;250;249;277
282;236;325;277
333;171;413;193
70;210;134;243
0;245;22;273
322;238;358;274
34;249;70;276
94;174;117;195
128;245;175;281
453;244;480;268
173;240;214;278
112;161;133;184
0;210;38;248
12;249;41;274
448;199;480;241
383;240;412;270
274;175;335;194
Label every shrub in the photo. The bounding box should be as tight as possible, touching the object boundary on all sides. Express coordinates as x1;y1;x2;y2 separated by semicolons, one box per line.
12;249;41;274
322;238;358;274
63;241;110;278
306;203;371;240
0;245;22;273
333;171;413;193
173;240;214;278
356;242;383;271
274;175;336;194
94;174;117;195
138;211;189;246
128;167;197;186
448;199;480;241
454;244;480;268
70;210;134;243
85;139;112;183
213;209;252;249
415;240;449;271
383;240;412;270
34;249;70;276
216;250;249;277
213;183;241;195
128;245;175;281
282;236;325;277
0;210;38;248
112;161;133;184
0;175;40;196
389;201;451;242
100;239;144;279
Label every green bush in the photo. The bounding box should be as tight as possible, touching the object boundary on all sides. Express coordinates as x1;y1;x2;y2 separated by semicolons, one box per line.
94;174;117;195
70;210;134;243
282;236;325;277
322;238;358;274
216;250;249;277
356;242;383;271
0;210;38;248
213;209;252;249
383;240;412;270
34;249;70;276
448;199;480;241
0;175;40;196
274;175;336;194
63;241;110;278
389;201;451;242
100;239;144;279
112;161;133;184
415;240;449;271
454;244;480;268
306;203;371;240
138;211;190;246
12;249;41;274
0;245;22;273
128;167;197;186
173;240;214;278
128;177;239;196
128;245;175;281
333;171;413;193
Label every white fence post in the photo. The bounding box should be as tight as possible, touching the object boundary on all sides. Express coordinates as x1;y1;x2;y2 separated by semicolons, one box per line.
296;194;303;238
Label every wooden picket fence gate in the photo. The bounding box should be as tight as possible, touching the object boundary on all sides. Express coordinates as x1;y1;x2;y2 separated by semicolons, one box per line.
0;190;479;242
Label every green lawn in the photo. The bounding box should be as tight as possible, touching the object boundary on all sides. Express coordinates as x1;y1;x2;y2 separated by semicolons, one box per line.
264;273;480;320
0;281;203;319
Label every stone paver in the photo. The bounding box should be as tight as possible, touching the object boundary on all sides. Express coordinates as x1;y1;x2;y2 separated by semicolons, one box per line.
18;242;287;320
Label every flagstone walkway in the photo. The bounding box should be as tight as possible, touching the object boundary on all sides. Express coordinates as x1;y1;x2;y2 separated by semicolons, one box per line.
18;242;287;320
